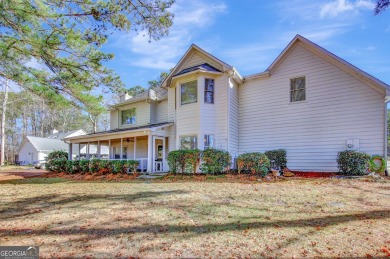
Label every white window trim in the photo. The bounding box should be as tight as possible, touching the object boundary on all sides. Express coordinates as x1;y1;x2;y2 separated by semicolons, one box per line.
179;135;198;150
203;134;215;149
120;108;136;126
179;79;198;106
204;78;215;104
289;75;308;104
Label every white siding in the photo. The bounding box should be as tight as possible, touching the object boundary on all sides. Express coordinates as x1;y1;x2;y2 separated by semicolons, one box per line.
110;110;118;130
228;80;239;157
239;44;385;171
180;52;223;72
199;75;216;150
215;74;229;150
167;87;176;122
18;141;38;164
156;99;168;123
117;101;151;128
175;74;200;149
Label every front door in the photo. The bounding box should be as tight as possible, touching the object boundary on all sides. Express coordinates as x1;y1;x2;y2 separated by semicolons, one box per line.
153;137;165;172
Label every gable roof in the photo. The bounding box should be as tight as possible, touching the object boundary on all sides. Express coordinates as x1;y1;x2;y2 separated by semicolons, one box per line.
26;136;68;152
47;129;86;140
245;34;390;92
173;63;221;77
110;87;168;108
162;44;233;88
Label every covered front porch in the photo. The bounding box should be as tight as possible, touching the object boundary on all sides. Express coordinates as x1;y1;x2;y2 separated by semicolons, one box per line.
65;123;172;173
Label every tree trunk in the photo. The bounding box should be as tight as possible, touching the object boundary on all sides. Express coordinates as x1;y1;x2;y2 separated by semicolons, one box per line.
1;79;9;166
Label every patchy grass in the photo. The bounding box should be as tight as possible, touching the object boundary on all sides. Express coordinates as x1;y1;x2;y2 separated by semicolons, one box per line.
0;165;33;171
0;178;389;258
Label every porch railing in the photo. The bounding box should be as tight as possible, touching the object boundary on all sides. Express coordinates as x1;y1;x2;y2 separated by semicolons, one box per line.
100;158;148;172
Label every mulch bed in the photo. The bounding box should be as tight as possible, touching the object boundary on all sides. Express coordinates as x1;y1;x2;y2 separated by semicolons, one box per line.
290;171;337;178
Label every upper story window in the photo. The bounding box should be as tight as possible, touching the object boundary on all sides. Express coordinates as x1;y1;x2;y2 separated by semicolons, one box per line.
290;76;306;102
180;136;197;150
181;80;197;105
204;78;214;104
121;108;136;125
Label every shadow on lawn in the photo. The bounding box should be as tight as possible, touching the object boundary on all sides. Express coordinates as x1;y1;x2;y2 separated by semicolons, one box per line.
1;209;389;237
0;190;187;220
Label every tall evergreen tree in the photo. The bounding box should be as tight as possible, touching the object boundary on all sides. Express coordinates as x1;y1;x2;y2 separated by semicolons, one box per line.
0;0;174;111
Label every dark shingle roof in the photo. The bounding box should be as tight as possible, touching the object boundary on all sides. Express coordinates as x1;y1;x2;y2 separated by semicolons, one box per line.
75;122;173;138
173;63;221;77
47;129;84;140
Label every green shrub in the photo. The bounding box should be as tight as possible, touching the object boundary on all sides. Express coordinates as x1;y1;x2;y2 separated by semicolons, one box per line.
99;160;112;174
79;160;90;174
72;160;80;173
111;160;124;174
167;149;201;174
237;152;270;177
200;148;231;174
89;159;100;174
45;150;68;172
337;150;370;175
124;160;140;174
265;149;287;169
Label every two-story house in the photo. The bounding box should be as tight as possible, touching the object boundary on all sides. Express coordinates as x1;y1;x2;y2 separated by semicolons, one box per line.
65;35;390;173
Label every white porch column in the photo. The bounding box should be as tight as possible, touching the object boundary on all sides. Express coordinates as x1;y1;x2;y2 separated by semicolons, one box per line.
120;138;123;159
162;137;167;171
133;136;137;159
108;139;111;159
97;141;101;159
68;143;73;161
86;142;90;160
147;134;153;173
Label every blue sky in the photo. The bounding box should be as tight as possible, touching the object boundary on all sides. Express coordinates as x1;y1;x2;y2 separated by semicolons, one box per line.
103;0;390;90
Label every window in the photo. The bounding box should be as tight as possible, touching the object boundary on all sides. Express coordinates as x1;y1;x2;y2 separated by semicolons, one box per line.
290;77;306;102
204;78;214;104
121;108;136;125
180;136;197;150
181;80;197;105
204;134;214;149
113;147;127;159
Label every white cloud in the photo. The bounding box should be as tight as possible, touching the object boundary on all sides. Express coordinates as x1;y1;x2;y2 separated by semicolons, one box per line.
113;0;227;70
320;0;375;18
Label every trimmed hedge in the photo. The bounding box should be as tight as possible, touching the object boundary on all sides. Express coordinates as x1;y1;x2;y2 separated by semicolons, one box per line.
237;152;270;177
48;158;140;174
265;149;287;169
200;148;231;174
167;149;201;174
337;150;370;175
45;150;68;172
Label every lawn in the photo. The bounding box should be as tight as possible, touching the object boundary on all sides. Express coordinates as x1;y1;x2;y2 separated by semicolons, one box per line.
0;178;389;258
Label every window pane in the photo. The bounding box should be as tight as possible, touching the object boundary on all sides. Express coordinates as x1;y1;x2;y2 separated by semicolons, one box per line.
290;77;306;102
205;78;214;91
205;92;214;103
181;80;197;105
204;134;214;149
180;136;197;150
121;108;136;125
205;79;214;104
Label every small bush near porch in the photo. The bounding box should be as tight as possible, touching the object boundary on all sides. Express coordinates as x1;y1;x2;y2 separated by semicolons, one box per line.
0;178;389;258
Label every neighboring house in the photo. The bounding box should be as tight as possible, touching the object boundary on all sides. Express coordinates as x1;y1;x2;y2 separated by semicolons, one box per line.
18;129;86;164
65;35;390;172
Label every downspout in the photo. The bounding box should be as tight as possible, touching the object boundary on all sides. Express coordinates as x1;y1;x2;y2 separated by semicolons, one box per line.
384;96;390;175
